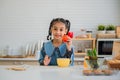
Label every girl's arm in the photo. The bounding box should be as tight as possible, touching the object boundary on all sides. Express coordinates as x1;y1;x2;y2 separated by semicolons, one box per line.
39;46;45;65
39;43;51;66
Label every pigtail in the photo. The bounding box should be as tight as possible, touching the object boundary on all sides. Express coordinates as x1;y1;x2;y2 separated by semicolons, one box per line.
47;27;52;40
47;34;52;40
66;20;71;34
47;19;55;40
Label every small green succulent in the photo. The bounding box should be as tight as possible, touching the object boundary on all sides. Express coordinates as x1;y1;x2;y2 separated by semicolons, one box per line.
97;25;106;31
106;25;115;30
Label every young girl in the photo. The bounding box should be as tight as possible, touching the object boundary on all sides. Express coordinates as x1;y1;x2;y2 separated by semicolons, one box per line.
39;18;74;66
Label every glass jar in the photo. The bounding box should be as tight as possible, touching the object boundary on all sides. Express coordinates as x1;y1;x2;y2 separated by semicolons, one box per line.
86;31;92;38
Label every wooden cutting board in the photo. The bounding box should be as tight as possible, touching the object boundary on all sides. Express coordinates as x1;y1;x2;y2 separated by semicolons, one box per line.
112;41;120;58
7;66;26;71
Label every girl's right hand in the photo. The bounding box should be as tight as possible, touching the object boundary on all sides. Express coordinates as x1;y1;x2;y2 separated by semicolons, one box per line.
43;55;51;66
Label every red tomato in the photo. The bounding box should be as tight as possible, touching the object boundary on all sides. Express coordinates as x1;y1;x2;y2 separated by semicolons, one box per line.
62;35;69;42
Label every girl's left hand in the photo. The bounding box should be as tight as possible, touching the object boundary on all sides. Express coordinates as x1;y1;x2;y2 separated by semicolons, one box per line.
44;55;51;66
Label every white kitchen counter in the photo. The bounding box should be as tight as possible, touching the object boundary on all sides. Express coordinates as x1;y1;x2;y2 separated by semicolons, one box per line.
0;57;37;60
0;65;119;80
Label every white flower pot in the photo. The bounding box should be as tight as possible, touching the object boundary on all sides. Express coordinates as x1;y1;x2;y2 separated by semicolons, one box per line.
106;30;115;34
97;31;106;34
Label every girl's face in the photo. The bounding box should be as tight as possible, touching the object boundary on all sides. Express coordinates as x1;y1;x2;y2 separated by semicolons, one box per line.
51;22;68;40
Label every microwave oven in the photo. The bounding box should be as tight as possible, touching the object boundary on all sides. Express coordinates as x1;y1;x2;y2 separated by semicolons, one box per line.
97;38;120;58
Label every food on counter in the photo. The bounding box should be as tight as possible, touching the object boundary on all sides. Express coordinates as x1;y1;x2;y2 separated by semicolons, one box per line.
107;60;120;69
83;70;93;75
108;60;120;65
83;69;113;75
94;69;103;75
102;70;113;75
114;54;120;60
7;66;26;71
83;60;89;69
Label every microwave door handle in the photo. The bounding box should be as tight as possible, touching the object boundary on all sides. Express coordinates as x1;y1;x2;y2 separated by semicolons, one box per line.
106;42;108;51
111;43;114;49
110;42;112;48
108;43;109;49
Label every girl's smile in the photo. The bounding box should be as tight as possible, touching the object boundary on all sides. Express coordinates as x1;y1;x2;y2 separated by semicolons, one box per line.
54;34;61;38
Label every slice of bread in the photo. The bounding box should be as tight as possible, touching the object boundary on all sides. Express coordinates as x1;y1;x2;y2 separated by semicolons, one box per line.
7;67;26;71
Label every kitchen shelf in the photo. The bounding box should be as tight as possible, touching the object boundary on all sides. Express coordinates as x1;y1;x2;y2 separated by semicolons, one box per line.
74;52;86;56
72;38;96;49
73;38;96;63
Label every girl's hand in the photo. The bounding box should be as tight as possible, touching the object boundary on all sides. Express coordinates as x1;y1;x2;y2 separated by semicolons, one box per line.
43;55;51;66
65;36;72;51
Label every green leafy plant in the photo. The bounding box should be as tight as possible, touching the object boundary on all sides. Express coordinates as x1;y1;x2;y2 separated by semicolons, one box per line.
97;25;106;31
87;48;97;60
106;25;115;30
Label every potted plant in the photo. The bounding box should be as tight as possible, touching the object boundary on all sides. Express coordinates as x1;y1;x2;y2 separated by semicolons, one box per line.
87;48;97;60
86;48;99;70
97;25;106;34
106;25;116;34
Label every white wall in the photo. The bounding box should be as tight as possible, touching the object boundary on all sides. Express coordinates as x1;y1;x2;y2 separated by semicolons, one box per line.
0;0;120;49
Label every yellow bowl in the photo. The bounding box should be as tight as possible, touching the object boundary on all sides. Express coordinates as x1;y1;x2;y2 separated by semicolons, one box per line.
57;58;70;67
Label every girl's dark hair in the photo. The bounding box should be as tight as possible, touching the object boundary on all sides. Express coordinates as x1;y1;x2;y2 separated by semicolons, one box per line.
47;18;71;40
